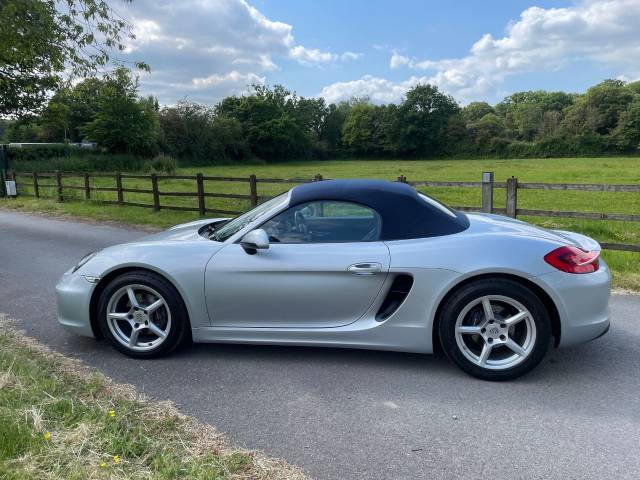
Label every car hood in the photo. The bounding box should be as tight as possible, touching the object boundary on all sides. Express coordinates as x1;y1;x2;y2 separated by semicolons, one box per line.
466;213;600;251
137;218;230;243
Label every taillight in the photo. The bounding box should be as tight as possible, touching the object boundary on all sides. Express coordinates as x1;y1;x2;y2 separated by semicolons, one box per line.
544;246;600;274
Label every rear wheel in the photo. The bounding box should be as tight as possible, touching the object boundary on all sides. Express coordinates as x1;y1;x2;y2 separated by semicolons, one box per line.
438;278;551;381
97;271;190;358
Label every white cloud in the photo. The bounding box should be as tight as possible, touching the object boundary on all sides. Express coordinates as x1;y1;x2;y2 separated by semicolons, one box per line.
119;0;356;104
341;51;363;61
289;46;336;64
191;71;265;89
289;47;362;65
389;52;410;69
323;0;640;104
320;75;431;104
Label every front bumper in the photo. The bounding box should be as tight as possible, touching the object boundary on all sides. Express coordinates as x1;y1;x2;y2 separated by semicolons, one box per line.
56;270;97;338
537;261;611;347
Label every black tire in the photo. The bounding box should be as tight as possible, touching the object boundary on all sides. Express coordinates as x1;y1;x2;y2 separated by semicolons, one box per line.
438;278;551;381
97;270;190;358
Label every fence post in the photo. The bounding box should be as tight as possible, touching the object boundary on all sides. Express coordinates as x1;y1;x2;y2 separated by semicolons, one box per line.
84;173;91;200
481;171;494;213
56;170;63;202
0;170;5;198
397;175;407;183
151;173;160;211
197;173;206;215
249;174;258;208
115;172;123;204
506;176;518;218
33;172;39;198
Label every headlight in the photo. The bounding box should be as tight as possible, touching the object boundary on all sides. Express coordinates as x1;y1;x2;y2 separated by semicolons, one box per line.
72;251;98;273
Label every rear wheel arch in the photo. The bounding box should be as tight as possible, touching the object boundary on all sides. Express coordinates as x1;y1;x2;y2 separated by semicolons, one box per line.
431;272;561;352
90;266;191;340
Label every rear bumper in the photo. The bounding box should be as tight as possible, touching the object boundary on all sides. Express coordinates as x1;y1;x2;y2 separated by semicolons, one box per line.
56;271;96;338
536;261;611;347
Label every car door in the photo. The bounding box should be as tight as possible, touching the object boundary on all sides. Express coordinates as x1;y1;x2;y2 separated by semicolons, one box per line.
205;200;390;328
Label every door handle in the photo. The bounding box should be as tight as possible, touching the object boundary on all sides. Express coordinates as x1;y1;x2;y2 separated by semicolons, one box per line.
348;262;382;275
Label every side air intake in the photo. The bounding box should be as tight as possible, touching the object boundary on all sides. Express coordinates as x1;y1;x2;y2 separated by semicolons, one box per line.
375;274;414;321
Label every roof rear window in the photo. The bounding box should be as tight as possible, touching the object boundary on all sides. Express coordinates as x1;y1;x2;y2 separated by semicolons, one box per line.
418;193;457;218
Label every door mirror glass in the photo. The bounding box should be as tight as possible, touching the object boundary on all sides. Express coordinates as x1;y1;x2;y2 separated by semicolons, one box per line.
240;229;270;254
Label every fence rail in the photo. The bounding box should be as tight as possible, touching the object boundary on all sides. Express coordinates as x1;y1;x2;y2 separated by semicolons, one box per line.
2;169;638;253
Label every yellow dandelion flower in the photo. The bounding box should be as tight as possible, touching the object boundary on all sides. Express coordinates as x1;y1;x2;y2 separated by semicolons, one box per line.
43;432;51;441
108;410;116;417
113;455;120;464
99;462;108;468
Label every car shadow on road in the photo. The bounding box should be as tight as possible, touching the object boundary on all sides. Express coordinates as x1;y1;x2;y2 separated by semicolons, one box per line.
68;328;637;392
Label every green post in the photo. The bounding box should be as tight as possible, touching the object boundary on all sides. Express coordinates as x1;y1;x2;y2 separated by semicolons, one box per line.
0;144;7;179
0;169;6;198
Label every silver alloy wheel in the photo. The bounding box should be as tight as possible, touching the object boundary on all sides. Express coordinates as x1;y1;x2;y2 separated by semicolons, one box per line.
454;295;536;370
106;284;172;352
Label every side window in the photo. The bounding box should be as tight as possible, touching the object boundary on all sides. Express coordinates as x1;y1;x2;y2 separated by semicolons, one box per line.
262;201;381;243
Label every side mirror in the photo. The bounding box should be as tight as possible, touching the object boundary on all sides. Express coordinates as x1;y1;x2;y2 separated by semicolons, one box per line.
240;229;269;254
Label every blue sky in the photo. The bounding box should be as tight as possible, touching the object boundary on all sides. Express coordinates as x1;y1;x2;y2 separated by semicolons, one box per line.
117;0;640;106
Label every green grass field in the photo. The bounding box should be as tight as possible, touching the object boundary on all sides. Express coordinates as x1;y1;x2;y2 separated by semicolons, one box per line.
2;157;639;290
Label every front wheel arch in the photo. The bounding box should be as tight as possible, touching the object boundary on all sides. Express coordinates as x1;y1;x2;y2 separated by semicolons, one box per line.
89;266;191;341
431;272;561;353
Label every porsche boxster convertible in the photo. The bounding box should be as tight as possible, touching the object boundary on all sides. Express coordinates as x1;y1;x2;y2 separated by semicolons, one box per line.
57;179;610;380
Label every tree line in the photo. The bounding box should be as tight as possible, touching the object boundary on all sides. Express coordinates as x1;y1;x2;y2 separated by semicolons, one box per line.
3;68;640;164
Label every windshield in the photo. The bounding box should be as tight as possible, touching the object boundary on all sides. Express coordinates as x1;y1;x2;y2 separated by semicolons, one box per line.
211;193;289;242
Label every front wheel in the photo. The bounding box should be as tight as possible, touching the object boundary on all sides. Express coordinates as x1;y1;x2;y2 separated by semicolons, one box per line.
438;278;551;381
97;271;190;358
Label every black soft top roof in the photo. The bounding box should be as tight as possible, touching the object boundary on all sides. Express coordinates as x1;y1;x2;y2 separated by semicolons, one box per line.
290;179;469;240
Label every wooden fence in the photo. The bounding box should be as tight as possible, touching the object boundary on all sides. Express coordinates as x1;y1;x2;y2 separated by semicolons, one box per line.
2;169;639;253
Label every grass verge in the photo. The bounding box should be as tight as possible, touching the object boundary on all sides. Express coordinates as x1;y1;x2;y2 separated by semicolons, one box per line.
0;315;307;480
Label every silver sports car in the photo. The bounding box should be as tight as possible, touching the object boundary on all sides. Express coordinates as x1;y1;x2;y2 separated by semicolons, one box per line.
57;179;610;380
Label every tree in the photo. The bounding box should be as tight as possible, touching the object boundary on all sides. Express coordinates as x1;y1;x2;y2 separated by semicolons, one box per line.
0;119;10;141
82;68;159;155
495;91;574;140
538;110;563;138
292;97;327;139
63;78;103;141
561;98;601;136
496;91;574;115
586;80;635;134
342;103;384;155
562;80;635;136
159;101;217;162
319;102;351;152
472;113;506;150
39;100;71;142
6;118;44;142
613;99;640;152
0;0;147;116
396;84;459;156
461;102;494;123
215;84;315;160
627;81;640;95
210;115;247;161
158;101;247;164
443;113;473;155
248;114;310;160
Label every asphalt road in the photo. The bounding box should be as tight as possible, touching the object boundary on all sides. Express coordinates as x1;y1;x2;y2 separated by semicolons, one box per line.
1;209;639;479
